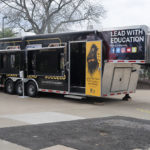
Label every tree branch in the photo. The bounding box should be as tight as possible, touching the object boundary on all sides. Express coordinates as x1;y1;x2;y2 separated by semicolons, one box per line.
0;0;106;34
1;0;25;13
53;16;89;33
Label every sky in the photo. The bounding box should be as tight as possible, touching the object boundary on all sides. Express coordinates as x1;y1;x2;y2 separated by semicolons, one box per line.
100;0;150;29
1;0;150;35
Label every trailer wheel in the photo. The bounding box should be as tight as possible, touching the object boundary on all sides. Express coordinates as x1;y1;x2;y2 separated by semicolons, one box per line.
5;79;14;94
26;81;37;97
15;81;23;96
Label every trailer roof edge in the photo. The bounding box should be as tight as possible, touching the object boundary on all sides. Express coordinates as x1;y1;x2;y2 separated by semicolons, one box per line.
0;37;22;41
23;30;98;39
0;30;99;41
100;25;149;33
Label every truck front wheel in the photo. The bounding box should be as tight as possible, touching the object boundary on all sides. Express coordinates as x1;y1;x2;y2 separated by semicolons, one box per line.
26;81;37;97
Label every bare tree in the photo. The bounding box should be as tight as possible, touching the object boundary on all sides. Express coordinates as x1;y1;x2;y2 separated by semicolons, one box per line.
0;0;105;34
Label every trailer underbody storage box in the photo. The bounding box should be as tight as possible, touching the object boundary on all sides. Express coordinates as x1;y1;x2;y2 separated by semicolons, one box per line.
102;63;140;96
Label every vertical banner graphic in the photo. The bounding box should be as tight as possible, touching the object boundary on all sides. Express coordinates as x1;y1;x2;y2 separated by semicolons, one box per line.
86;41;102;97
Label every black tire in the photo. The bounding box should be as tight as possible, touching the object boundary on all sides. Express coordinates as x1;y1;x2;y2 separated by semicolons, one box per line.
5;79;14;94
26;81;37;97
15;81;23;96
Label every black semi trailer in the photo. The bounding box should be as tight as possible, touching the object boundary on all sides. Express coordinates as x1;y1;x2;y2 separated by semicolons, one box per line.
0;25;149;99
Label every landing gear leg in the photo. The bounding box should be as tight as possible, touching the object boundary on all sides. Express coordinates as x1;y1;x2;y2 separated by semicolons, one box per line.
122;94;132;101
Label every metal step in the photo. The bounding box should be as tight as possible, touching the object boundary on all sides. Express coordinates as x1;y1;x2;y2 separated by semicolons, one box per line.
64;95;85;100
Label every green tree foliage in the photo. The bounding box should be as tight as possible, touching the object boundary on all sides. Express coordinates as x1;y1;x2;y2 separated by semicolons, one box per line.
0;28;16;38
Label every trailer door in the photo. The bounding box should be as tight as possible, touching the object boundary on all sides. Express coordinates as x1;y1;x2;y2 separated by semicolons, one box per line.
69;40;102;97
69;41;86;94
85;41;102;97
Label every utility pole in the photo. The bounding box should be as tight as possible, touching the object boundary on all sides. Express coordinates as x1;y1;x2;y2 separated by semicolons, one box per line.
2;16;7;38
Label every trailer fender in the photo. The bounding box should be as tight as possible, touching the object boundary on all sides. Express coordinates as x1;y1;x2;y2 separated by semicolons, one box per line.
26;79;39;91
5;77;21;83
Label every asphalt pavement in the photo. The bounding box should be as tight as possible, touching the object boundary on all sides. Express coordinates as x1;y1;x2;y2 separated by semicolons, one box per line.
0;116;150;150
0;90;150;150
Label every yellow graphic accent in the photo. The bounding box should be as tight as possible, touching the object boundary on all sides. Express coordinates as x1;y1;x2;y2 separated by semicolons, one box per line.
0;41;21;44
45;75;66;80
27;38;62;44
86;41;102;97
27;75;37;79
6;74;18;77
28;75;66;80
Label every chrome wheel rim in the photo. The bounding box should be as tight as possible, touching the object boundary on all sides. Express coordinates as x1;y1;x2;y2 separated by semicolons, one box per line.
28;85;35;95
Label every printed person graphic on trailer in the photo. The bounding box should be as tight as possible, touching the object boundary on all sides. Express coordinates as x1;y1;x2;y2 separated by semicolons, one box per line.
87;44;99;74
